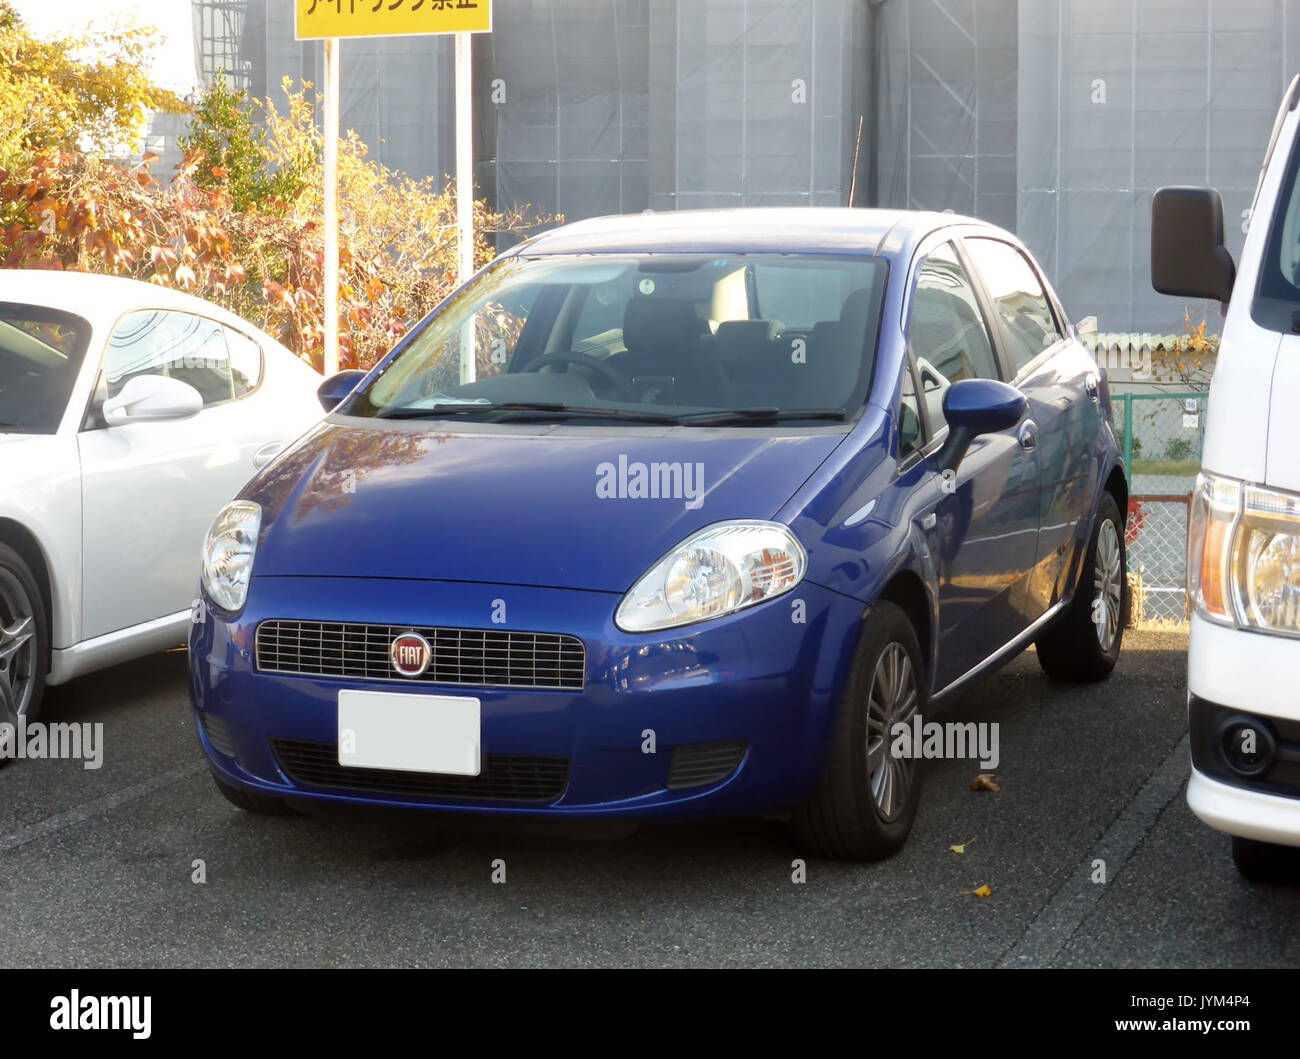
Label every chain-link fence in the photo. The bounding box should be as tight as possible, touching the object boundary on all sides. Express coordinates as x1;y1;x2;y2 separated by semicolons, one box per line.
1113;392;1208;626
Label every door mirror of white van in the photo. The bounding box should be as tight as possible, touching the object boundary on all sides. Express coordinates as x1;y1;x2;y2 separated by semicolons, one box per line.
1151;187;1236;305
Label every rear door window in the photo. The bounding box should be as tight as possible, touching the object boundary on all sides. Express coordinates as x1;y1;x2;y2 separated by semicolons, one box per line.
98;310;232;410
964;237;1062;374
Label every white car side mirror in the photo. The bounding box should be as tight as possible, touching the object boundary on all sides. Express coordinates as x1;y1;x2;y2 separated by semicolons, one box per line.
102;375;203;427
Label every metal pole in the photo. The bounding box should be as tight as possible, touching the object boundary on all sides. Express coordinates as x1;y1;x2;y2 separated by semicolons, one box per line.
323;37;340;378
456;30;476;385
1122;392;1134;490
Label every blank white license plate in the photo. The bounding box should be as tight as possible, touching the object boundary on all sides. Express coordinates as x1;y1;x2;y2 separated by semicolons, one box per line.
337;690;481;776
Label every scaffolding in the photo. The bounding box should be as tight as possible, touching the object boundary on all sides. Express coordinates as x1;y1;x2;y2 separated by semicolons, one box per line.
193;0;254;93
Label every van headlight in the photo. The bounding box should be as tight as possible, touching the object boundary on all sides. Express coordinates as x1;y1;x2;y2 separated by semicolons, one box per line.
1190;472;1300;635
615;520;807;633
201;501;262;613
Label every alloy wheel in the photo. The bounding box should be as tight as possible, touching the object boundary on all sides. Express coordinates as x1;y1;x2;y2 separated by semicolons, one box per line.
0;568;37;756
1093;519;1123;652
864;642;919;821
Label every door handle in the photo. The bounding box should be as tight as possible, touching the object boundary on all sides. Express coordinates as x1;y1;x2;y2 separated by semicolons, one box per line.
1018;420;1038;451
1085;373;1100;403
253;442;283;468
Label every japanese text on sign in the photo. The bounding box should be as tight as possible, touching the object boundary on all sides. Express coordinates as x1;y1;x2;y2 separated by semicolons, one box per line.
296;0;492;40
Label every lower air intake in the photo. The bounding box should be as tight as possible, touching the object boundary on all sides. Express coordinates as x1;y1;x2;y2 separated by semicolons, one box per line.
666;740;747;790
272;739;569;803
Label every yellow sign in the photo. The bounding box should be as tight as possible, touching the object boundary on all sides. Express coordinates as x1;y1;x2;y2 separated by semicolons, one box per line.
295;0;492;40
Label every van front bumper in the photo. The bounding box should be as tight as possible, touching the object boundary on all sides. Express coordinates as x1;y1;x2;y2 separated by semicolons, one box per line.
1186;615;1300;846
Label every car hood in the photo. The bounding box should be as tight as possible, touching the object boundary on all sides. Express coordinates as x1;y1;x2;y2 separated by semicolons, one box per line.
246;419;846;592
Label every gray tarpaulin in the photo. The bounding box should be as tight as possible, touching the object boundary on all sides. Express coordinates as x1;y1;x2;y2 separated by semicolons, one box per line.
196;0;865;248
189;0;1300;333
871;0;1018;231
1014;0;1300;333
474;0;859;232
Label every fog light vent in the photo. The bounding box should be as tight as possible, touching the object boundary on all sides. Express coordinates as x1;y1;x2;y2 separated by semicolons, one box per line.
200;711;237;759
666;740;747;790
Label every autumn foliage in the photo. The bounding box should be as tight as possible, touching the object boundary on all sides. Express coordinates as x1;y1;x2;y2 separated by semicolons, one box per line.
0;6;555;372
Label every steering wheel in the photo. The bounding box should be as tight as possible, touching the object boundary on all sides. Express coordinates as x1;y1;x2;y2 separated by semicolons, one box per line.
522;352;638;403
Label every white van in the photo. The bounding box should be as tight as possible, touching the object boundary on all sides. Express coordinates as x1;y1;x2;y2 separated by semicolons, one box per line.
1152;75;1300;880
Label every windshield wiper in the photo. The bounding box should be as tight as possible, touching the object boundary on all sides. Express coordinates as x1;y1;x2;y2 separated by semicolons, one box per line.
374;403;848;426
376;402;683;424
675;407;848;426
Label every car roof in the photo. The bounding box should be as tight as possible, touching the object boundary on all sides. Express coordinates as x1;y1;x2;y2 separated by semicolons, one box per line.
510;207;995;260
0;270;277;341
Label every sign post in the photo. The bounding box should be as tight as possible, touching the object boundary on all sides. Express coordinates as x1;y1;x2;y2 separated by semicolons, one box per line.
295;2;494;379
456;30;475;384
322;37;340;377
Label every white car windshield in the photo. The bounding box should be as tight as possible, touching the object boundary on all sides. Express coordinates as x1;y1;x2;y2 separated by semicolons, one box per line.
344;253;889;425
0;303;91;435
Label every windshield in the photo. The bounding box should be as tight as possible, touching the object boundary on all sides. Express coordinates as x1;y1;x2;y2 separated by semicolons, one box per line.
343;253;889;424
0;302;92;434
1252;101;1300;332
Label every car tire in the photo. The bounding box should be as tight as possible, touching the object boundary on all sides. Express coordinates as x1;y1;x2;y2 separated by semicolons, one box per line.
0;541;49;767
793;601;927;861
1036;491;1125;683
1232;836;1300;882
211;774;298;816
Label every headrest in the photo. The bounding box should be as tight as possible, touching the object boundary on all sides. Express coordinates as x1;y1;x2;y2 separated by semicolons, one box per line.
838;287;875;335
714;320;781;366
623;298;706;355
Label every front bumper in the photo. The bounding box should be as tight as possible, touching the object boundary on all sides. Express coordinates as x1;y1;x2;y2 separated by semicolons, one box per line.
1186;615;1300;844
189;575;866;819
1188;768;1300;848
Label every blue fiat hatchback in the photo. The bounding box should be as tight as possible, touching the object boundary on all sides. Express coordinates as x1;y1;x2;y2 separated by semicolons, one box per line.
190;208;1126;860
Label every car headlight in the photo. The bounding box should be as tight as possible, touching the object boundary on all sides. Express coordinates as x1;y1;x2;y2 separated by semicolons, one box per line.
1190;472;1300;636
615;520;807;633
201;501;262;613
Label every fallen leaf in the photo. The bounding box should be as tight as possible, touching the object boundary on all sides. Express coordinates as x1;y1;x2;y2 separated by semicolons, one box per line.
970;773;1000;792
960;884;992;898
949;837;976;855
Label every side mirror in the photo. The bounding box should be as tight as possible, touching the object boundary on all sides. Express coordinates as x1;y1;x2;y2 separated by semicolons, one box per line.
934;378;1027;474
102;375;203;427
317;369;368;412
1151;186;1236;304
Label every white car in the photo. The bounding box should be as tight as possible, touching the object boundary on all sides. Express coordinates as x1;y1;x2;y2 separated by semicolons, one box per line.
0;271;323;750
1152;75;1300;880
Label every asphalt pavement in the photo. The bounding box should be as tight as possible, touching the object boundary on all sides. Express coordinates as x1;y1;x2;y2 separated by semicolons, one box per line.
2;629;1298;968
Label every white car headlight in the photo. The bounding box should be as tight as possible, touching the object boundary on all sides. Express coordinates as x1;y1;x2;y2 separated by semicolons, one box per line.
201;501;262;612
1190;472;1300;636
615;520;807;633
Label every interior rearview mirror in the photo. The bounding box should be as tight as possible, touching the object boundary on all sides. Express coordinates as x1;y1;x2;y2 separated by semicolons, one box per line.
102;375;203;427
934;378;1027;475
1151;186;1236;305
